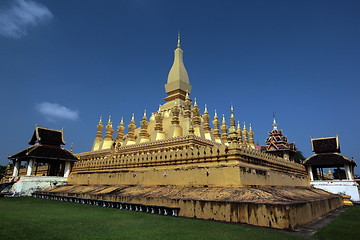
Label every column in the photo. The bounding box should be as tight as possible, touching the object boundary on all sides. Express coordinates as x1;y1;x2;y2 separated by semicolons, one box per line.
63;161;71;178
307;166;314;181
26;159;34;176
344;164;353;181
12;160;20;177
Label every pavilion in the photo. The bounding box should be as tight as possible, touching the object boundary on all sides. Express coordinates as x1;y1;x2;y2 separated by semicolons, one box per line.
4;126;78;196
304;136;359;202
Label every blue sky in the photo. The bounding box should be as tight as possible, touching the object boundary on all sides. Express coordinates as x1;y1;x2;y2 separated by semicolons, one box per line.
0;0;359;173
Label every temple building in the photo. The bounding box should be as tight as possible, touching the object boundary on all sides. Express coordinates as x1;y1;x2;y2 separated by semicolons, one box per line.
261;116;297;161
3;126;78;196
4;36;345;229
304;136;359;202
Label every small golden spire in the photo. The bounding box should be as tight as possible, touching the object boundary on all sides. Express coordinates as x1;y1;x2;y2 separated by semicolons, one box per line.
228;106;238;146
188;118;195;136
142;110;147;121
243;122;248;145
237;121;243;144
249;123;254;147
230;106;236;130
104;116;114;140
116;117;125;143
184;92;192;118
95;117;103;138
127;114;136;142
202;105;211;133
192;100;201;127
221;114;228;143
139;111;150;142
213;110;221;142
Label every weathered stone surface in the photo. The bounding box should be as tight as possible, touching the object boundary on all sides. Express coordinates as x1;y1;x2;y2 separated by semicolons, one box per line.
38;185;343;229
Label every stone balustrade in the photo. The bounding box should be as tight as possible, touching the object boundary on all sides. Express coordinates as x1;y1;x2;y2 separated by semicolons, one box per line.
72;144;305;175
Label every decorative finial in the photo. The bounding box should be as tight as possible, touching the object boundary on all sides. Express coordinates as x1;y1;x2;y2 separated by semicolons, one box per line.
214;109;218;118
143;110;147;120
204;104;208;114
108;115;111;123
272;112;278;130
120;117;124;125
194;98;197;106
177;31;181;48
99;116;103;124
158;105;161;112
222;114;226;124
131;113;135;122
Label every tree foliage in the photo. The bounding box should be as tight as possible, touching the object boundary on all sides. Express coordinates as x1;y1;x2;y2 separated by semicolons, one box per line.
294;150;306;164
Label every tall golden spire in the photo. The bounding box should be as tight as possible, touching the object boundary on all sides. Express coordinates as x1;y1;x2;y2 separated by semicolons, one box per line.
164;33;192;102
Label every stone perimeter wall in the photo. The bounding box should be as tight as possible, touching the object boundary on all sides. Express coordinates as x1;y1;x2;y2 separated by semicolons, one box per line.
41;189;343;229
70;145;308;187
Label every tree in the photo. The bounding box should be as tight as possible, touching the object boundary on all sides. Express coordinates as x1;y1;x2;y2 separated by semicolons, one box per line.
0;165;7;180
294;150;306;164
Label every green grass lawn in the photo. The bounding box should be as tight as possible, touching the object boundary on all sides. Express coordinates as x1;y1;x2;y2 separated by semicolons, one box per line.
314;205;360;240
0;197;358;240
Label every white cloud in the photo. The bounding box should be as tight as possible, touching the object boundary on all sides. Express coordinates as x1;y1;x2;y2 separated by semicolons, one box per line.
36;102;79;121
0;0;53;39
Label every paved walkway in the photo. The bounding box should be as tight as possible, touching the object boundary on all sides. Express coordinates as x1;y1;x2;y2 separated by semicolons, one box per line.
291;206;348;237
